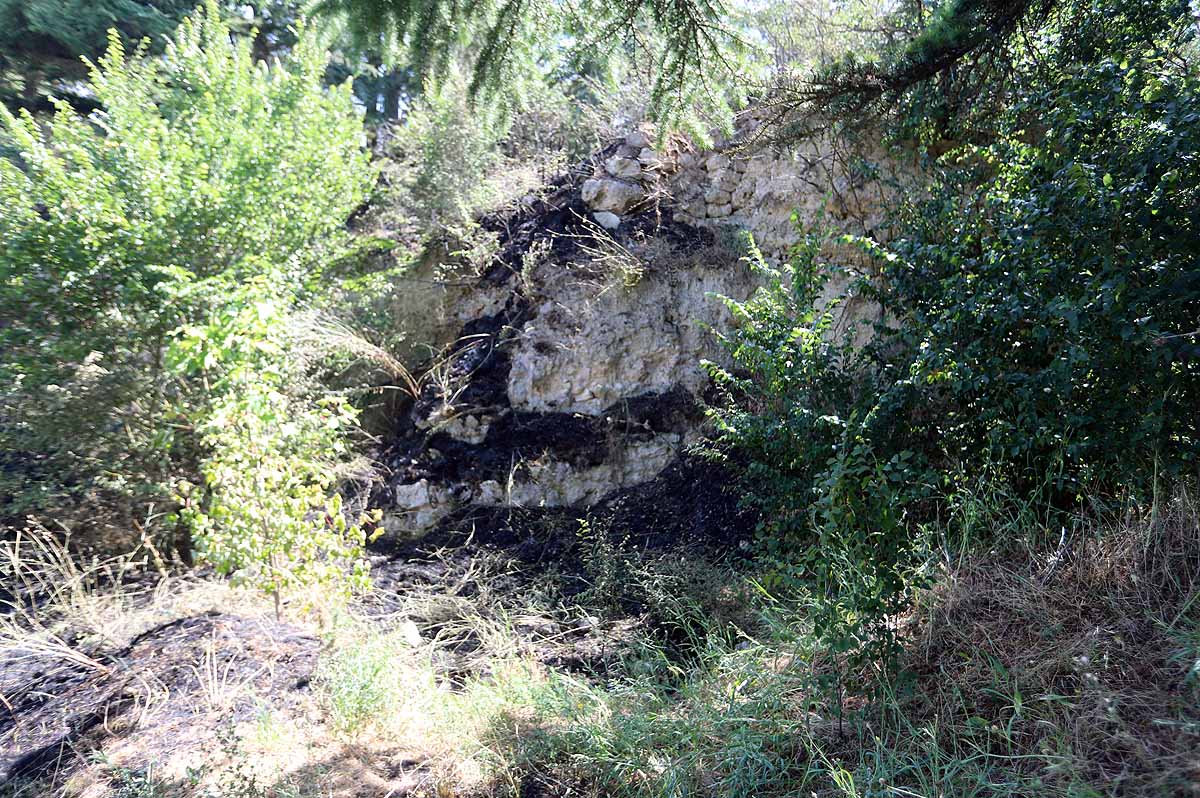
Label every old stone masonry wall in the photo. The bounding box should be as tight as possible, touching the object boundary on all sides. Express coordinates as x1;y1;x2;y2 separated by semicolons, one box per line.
376;124;899;538
585;126;891;260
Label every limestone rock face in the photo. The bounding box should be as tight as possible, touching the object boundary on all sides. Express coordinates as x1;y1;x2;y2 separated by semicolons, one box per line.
375;196;751;536
703;186;732;204
637;148;662;168
504;435;681;507
581;177;644;214
375;118;899;538
506;255;754;415
666;126;899;266
624;130;651;150
384;479;450;536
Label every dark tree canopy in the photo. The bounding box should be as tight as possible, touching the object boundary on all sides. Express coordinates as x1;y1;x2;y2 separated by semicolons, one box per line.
313;0;741;126
789;0;1044;107
0;0;193;109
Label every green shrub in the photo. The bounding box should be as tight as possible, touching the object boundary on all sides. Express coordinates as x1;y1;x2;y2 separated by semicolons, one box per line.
0;1;376;596
708;0;1200;672
880;2;1200;495
397;71;510;230
707;236;931;668
168;286;378;604
316;630;409;738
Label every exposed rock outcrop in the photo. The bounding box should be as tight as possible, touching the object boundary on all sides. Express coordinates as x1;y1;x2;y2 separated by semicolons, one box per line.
374;121;900;539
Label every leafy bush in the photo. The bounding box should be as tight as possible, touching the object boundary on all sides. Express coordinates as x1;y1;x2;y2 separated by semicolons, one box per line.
169;287;378;604
881;1;1200;494
709;0;1200;670
0;1;376;596
370;67;608;256
394;72;510;231
707;236;931;667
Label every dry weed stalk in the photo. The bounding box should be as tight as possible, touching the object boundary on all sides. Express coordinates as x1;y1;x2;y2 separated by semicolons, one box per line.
0;524;151;654
562;213;646;293
188;630;268;716
289;309;508;438
289;311;422;398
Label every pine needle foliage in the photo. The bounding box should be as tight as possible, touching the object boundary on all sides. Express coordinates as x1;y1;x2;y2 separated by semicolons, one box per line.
313;0;750;135
313;0;1062;138
0;0;193;109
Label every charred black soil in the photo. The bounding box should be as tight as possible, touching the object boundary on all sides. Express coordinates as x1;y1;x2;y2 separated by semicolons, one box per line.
380;386;705;491
0;612;319;785
370;452;754;581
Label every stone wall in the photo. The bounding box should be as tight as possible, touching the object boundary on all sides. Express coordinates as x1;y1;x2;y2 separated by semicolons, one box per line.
576;121;898;340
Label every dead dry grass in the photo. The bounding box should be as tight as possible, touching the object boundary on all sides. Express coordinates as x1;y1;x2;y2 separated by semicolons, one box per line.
891;489;1200;796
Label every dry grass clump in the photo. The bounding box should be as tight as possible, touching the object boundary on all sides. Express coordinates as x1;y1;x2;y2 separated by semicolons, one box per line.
0;525;322;798
895;489;1200;796
0;523;263;657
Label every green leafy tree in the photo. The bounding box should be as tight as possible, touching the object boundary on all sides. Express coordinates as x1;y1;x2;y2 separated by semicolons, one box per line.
878;0;1200;491
709;0;1199;668
169;285;379;610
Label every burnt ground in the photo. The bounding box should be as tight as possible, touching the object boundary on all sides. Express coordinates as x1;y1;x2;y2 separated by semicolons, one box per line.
0;612;319;786
471;142;712;291
1;147;756;797
364;451;759;683
379;385;706;492
0;447;757;793
371;452;755;585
